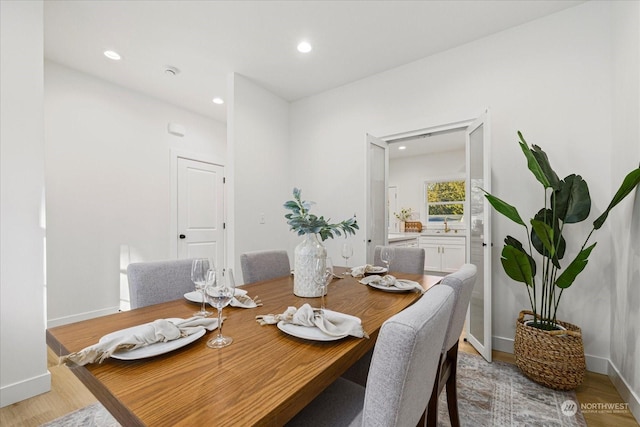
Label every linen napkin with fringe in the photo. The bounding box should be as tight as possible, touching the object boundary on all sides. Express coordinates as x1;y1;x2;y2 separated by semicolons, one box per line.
60;317;218;366
256;304;369;339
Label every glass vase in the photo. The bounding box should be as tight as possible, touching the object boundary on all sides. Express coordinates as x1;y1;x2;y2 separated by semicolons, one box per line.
294;233;326;297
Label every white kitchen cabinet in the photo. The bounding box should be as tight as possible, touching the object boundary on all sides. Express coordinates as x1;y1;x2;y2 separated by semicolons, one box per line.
419;236;466;273
389;237;418;248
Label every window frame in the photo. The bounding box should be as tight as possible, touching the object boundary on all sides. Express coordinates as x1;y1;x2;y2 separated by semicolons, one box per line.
423;174;466;228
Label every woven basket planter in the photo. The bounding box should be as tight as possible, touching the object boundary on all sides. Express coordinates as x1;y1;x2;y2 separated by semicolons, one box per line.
514;310;586;390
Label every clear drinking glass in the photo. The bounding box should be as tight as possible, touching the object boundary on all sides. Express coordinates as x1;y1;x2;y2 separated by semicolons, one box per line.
341;243;353;276
380;247;394;272
314;256;333;311
191;258;212;317
205;268;235;348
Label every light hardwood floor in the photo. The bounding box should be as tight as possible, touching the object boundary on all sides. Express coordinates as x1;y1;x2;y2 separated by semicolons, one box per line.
1;342;638;426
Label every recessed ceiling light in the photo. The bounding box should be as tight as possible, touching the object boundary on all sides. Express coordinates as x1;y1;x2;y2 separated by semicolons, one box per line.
297;41;312;53
212;97;224;105
398;146;407;150
103;50;121;60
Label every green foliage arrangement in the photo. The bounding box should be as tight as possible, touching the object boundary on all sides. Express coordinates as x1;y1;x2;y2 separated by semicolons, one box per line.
394;207;413;221
484;131;640;330
284;188;359;241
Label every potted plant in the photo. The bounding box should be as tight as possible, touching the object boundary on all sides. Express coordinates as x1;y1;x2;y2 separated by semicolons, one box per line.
394;207;413;232
284;188;358;297
484;131;640;390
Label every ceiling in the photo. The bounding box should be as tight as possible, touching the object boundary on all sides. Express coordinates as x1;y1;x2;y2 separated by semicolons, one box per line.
44;1;584;123
388;128;466;159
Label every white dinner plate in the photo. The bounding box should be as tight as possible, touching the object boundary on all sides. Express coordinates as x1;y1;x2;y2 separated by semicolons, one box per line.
364;266;387;275
367;279;421;293
276;310;360;341
101;319;207;360
184;288;247;303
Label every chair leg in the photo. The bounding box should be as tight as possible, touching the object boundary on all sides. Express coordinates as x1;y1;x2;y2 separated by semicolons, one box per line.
426;355;443;427
445;344;460;427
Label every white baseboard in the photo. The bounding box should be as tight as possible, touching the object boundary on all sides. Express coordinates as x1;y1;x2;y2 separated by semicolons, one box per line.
0;371;51;408
608;360;640;423
491;335;609;375
47;305;120;328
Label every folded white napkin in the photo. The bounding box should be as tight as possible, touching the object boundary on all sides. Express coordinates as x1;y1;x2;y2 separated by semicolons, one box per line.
256;304;369;339
350;264;385;278
359;274;424;292
60;317;218;366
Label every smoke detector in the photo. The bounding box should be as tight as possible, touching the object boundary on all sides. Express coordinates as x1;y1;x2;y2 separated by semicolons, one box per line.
164;66;180;76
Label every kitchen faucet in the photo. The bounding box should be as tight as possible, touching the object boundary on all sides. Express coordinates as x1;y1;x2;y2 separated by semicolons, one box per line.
444;217;450;233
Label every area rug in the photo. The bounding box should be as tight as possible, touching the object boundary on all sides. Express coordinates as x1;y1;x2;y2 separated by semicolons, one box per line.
42;352;586;426
436;352;587;427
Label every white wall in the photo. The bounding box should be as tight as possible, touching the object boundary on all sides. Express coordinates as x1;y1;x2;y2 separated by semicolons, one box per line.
389;150;465;225
44;62;226;326
610;0;640;420
228;74;292;283
0;0;50;407
290;2;619;369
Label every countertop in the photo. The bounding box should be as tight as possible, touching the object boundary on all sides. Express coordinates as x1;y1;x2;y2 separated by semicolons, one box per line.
388;230;466;242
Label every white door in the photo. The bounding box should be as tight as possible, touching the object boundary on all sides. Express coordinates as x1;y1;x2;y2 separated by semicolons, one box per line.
366;134;388;263
177;158;225;270
388;186;398;232
465;110;492;362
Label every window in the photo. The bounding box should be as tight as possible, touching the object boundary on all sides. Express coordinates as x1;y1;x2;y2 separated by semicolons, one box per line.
425;178;465;223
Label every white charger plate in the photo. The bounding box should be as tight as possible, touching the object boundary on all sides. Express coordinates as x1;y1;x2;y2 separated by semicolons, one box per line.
184;289;249;308
100;319;207;360
276;310;360;341
367;279;421;293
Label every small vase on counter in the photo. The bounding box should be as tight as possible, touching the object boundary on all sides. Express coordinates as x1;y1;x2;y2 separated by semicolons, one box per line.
399;221;406;232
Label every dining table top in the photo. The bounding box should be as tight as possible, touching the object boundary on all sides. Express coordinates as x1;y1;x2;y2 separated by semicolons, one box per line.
46;269;443;426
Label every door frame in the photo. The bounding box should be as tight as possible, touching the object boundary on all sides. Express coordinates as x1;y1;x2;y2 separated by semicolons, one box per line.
170;149;226;261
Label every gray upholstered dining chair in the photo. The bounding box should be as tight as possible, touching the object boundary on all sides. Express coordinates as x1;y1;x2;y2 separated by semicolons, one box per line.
286;285;455;427
240;249;291;284
427;263;477;427
374;245;425;275
127;259;195;309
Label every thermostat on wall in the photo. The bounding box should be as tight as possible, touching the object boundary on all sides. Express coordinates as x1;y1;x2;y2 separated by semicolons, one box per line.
168;123;186;137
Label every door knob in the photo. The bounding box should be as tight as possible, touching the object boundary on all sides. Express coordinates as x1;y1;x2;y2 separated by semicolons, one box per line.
179;234;186;239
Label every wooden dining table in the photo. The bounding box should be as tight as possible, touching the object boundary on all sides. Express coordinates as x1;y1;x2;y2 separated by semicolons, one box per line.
46;270;442;426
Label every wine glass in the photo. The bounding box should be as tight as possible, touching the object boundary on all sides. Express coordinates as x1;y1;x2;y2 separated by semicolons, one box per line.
191;258;212;317
341;243;353;276
380;247;394;272
205;268;235;348
314;256;333;311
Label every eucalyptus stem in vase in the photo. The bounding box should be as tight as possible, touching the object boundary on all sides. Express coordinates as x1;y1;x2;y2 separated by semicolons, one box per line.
284;188;358;297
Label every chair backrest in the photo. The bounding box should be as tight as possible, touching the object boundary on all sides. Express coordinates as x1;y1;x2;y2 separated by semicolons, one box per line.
127;259;195;309
362;285;454;426
438;263;477;351
373;245;425;275
240;250;291;284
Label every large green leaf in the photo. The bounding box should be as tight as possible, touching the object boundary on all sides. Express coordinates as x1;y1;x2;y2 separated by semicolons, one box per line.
517;131;560;190
505;235;536;277
482;191;526;226
555;243;597;289
501;243;535;287
530;145;561;190
531;209;565;267
552;174;591;224
531;219;556;259
593;168;640;229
